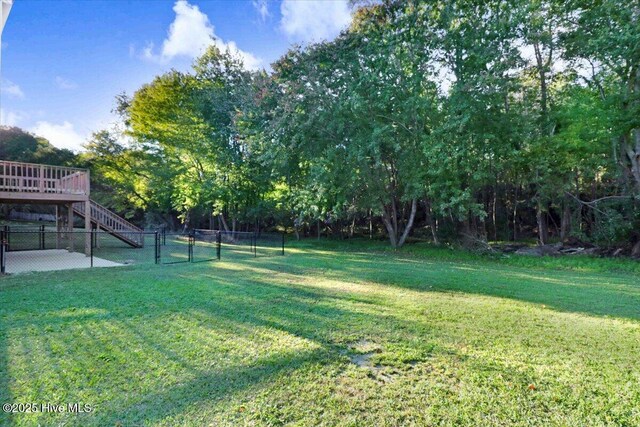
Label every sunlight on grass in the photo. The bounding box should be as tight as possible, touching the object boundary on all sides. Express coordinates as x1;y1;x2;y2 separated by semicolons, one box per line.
1;241;639;426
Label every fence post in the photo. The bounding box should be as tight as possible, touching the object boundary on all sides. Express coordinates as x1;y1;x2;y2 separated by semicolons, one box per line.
154;231;159;264
188;235;194;262
216;231;221;260
157;232;162;264
40;224;45;250
0;230;5;274
90;230;94;268
282;232;285;256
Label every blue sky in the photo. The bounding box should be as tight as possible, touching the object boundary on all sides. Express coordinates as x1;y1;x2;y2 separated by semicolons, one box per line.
0;0;352;151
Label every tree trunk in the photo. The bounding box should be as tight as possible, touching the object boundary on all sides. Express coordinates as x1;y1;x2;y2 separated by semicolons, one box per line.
560;197;571;243
397;199;417;248
381;205;398;248
391;198;398;240
293;217;301;240
625;131;640;193
536;202;549;245
462;215;473;244
512;185;518;241
381;197;417;248
425;200;438;244
631;67;640;193
477;209;488;242
492;186;498;241
219;214;230;232
181;210;192;233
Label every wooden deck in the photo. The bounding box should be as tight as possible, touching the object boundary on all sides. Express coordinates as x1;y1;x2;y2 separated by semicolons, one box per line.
0;160;144;254
0;160;89;203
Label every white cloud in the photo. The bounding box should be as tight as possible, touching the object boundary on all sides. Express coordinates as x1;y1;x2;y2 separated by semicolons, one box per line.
280;0;352;43
1;79;24;99
253;0;270;21
30;121;86;151
55;76;78;90
143;0;262;70
0;108;26;126
140;42;155;61
161;0;212;59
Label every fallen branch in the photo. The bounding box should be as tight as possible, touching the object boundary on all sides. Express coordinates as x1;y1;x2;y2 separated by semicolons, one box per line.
564;192;632;215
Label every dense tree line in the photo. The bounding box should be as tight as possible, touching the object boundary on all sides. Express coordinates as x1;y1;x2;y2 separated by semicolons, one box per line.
0;127;78;218
83;0;640;253
0;127;75;166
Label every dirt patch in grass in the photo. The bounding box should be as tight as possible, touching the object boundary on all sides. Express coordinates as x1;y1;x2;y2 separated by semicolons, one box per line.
343;339;397;383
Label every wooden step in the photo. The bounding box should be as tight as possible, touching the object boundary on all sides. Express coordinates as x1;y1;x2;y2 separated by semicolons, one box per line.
73;200;144;248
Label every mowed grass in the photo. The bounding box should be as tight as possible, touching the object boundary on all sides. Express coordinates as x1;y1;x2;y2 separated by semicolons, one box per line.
0;240;639;426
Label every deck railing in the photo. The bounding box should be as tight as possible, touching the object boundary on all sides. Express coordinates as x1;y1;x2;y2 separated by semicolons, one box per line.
0;161;89;196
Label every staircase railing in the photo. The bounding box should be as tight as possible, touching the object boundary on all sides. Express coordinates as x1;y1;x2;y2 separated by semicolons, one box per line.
74;200;144;247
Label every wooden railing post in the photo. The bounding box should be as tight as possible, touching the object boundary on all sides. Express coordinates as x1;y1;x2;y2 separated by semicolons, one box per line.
85;169;90;197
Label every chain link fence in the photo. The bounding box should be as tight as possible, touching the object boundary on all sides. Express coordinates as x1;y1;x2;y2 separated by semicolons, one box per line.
0;227;285;274
193;229;285;259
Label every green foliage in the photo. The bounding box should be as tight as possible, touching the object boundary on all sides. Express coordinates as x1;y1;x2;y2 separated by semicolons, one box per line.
0;126;76;166
80;130;169;217
590;205;636;247
562;0;640;192
84;46;279;229
84;0;640;246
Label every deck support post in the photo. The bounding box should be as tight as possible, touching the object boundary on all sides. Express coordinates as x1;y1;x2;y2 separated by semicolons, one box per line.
67;202;74;252
84;200;91;256
0;161;142;250
56;205;62;249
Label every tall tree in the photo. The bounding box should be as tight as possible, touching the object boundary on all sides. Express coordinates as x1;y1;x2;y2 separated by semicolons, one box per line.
563;0;640;194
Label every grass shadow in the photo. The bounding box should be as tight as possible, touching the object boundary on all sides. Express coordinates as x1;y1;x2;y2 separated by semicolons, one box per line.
0;265;435;425
1;241;639;424
253;244;640;321
0;295;13;426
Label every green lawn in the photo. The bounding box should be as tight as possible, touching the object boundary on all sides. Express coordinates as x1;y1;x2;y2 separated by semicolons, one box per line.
1;240;639;426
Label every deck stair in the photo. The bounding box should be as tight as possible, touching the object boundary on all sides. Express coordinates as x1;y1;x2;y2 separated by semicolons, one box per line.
0;160;142;252
73;200;143;248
